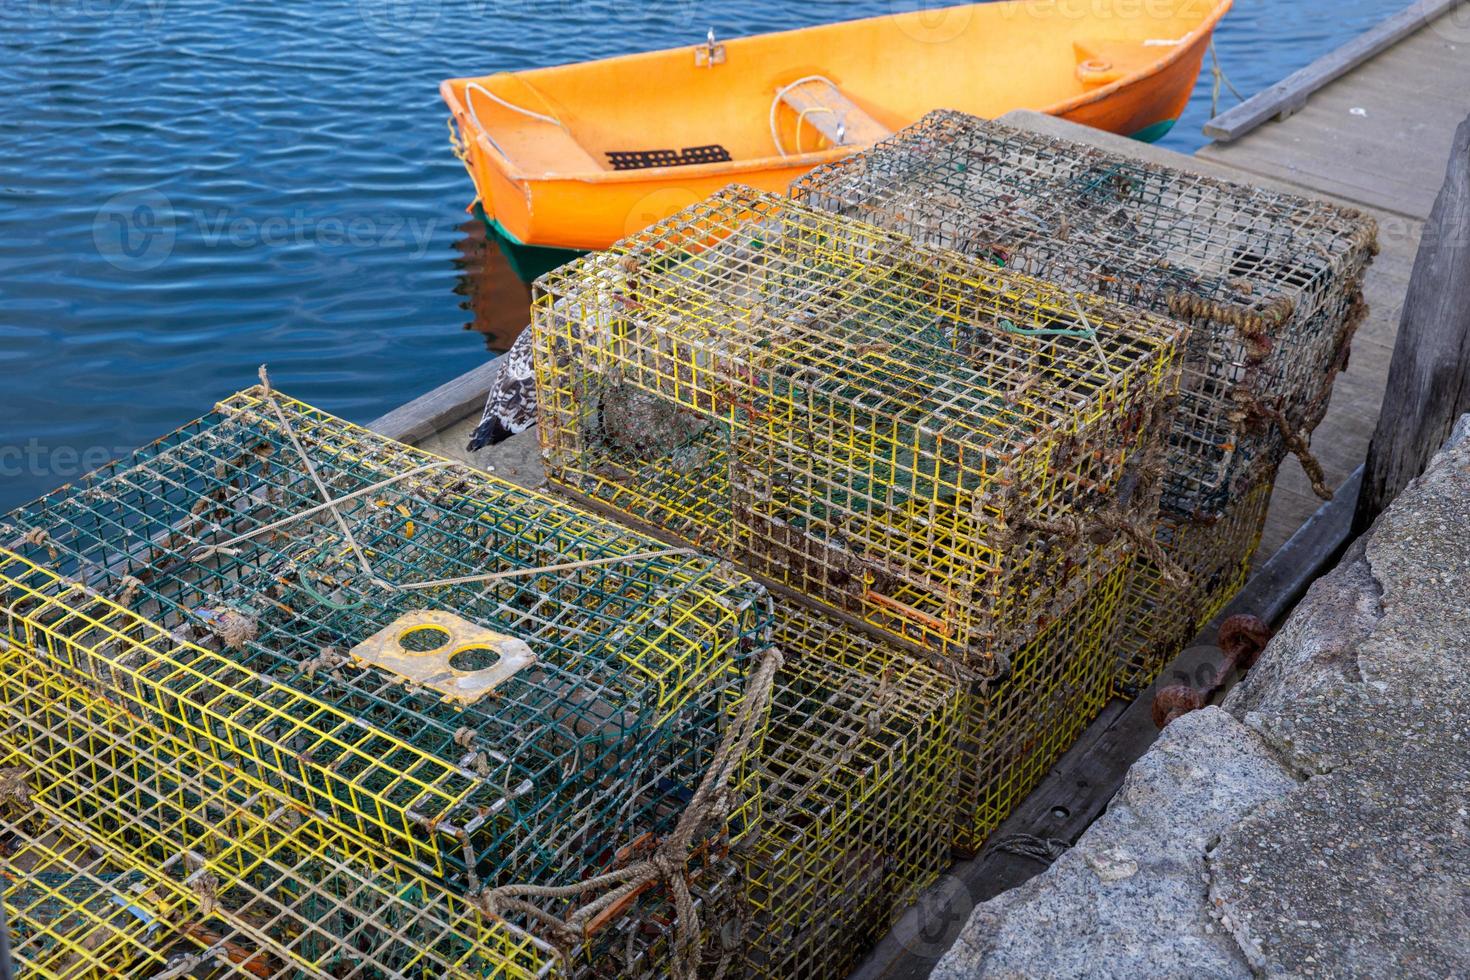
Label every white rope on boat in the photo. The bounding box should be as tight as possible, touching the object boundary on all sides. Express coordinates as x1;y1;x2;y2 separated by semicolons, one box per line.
769;74;844;158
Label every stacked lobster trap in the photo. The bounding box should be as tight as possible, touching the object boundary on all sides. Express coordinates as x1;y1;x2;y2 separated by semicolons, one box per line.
954;546;1129;853
0;643;560;979
533;185;1185;676
739;599;960;979
0;388;778;979
792;110;1378;691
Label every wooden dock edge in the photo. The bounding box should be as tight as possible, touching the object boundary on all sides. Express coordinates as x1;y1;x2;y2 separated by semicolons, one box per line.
1203;0;1467;142
367;357;501;444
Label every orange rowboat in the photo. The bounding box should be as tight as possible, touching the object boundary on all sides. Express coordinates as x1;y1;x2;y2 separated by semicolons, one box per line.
443;0;1231;255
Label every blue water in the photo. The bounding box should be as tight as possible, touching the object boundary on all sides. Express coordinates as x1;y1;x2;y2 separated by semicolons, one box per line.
0;0;1411;510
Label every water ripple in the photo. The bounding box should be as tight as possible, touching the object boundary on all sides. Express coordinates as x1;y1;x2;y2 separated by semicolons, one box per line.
0;0;1412;508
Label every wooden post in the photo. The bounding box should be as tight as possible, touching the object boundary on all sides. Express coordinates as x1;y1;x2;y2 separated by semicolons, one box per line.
1354;114;1470;533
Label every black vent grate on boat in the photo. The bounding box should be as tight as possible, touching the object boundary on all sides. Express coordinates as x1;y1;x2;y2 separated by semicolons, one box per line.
606;144;732;170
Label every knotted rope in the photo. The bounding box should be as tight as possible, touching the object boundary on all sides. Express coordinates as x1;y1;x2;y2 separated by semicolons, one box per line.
989;832;1071;865
1019;507;1189;589
473;646;784;978
1246;397;1332;500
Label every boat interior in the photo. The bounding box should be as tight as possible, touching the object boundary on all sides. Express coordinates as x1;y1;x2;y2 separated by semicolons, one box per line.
444;0;1226;177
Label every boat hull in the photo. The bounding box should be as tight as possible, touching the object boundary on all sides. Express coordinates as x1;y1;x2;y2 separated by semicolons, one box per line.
446;0;1229;254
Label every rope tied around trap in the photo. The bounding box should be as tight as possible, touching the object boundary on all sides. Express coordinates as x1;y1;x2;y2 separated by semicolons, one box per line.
473;645;784;979
1234;387;1340;502
1016;507;1189;589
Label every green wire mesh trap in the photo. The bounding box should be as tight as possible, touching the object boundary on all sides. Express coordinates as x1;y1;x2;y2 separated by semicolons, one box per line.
0;643;559;980
0;388;771;919
791;109;1378;518
534;185;1184;667
739;599;960;979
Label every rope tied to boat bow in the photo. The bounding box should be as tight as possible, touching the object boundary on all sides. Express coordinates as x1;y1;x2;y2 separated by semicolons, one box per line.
473;645;784;979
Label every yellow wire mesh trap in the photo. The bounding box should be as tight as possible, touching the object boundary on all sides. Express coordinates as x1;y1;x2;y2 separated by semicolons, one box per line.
534;185;1184;666
954;548;1130;855
791;110;1378;518
1112;478;1274;696
0;389;771;918
0;643;559;980
738;599;960;979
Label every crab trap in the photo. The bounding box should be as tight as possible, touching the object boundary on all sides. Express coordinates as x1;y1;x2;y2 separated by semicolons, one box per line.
569;860;741;979
791;110;1378;517
0;643;559;980
534;186;1184;666
1112;477;1274;696
739;599;960;979
0;387;773;913
954;545;1129;855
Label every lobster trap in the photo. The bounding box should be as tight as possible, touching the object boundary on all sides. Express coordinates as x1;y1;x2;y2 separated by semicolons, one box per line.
0;643;559;980
534;186;1184;665
0;387;772;909
570;860;742;979
1113;477;1274;696
954;547;1129;855
792;110;1378;517
739;599;960;979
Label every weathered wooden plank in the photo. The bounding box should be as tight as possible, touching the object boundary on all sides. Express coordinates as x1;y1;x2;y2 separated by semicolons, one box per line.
1355;114;1470;531
1200;13;1470;219
1202;109;1459;221
1203;0;1467;142
367;358;500;445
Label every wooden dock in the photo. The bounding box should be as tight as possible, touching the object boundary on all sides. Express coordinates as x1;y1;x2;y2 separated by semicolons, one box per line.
1200;0;1470;559
368;6;1470;976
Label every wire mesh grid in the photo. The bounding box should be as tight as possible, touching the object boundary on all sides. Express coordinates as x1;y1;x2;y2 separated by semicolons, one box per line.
1113;477;1274;696
534;185;1184;665
954;548;1129;855
0;643;559;980
791;110;1377;516
738;598;960;979
0;388;771;897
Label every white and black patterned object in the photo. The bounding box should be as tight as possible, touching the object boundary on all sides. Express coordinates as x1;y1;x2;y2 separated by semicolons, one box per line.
467;325;536;451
